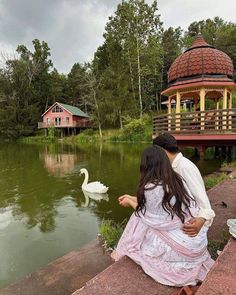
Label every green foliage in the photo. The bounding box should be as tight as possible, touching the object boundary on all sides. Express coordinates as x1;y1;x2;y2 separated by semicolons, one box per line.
123;118;145;136
204;147;215;159
99;219;127;249
0;39;53;138
162;26;183;89
204;173;228;190
222;160;236;169
82;128;95;136
48;127;55;138
20;136;55;143
121;118;152;142
208;231;230;260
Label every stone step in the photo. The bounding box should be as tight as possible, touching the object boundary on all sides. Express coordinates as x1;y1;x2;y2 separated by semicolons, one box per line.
72;256;179;295
196;238;236;295
0;239;112;295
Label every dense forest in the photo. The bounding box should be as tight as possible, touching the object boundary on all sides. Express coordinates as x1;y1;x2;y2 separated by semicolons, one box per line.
0;0;236;138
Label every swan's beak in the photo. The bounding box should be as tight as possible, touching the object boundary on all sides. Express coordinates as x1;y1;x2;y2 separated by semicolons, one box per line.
79;171;82;176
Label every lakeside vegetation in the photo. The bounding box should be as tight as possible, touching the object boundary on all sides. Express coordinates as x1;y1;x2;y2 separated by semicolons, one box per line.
0;0;236;139
63;116;153;143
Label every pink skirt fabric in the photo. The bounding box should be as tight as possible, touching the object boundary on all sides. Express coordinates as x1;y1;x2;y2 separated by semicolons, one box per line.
115;212;214;287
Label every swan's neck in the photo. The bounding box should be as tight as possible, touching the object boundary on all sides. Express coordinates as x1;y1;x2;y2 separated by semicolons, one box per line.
82;170;89;187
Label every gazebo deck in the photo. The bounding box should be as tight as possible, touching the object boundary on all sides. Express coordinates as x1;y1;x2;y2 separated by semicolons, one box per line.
153;108;236;134
153;108;236;151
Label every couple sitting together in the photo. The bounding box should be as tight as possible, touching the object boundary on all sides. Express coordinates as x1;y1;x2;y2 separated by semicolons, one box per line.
112;133;215;288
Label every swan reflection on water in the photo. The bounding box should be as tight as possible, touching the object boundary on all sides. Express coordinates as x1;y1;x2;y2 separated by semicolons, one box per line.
81;189;109;207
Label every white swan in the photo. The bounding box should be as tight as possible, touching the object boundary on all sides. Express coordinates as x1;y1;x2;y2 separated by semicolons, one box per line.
80;168;109;193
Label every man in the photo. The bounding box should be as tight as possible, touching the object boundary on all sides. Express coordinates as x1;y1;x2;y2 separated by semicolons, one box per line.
152;133;215;237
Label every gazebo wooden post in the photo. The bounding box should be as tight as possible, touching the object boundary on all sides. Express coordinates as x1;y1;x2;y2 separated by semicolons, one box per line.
228;91;233;130
215;97;219;130
193;98;198;112
168;97;171;131
222;88;228;130
176;91;181;131
200;88;205;131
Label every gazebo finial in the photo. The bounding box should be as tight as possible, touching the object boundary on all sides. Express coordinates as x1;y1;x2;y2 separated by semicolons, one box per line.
198;23;201;35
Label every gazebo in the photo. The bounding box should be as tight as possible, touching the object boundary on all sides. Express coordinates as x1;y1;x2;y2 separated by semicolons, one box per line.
153;35;236;156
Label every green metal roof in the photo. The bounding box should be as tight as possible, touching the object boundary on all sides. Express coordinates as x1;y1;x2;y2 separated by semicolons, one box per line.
59;103;89;118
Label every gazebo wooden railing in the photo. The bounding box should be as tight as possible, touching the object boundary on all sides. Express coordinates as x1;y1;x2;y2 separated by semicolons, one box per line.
153;108;236;135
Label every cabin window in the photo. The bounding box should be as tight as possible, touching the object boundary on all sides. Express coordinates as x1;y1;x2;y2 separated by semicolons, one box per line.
52;105;63;113
66;117;70;124
55;117;61;126
47;118;50;125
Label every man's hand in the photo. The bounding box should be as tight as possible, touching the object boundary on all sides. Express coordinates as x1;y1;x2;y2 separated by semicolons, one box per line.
183;217;206;237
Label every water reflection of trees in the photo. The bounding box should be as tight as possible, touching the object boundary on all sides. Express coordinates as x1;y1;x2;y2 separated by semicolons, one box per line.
0;143;88;233
0;142;149;232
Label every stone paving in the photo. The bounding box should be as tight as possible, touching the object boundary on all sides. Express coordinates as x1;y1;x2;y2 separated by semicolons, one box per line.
196;238;236;295
207;175;236;241
0;239;112;295
72;256;178;295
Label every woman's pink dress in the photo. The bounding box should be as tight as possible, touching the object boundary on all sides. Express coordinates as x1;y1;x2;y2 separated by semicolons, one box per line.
115;185;214;287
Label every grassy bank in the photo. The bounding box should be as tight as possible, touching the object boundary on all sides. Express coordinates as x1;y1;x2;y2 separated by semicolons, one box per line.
203;172;228;190
63;118;153;144
19;127;57;143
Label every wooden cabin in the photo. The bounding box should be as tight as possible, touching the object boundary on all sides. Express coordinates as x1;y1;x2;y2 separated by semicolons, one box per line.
38;102;90;135
153;35;236;156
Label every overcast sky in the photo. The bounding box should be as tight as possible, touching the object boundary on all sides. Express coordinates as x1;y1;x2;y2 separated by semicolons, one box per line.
0;0;235;73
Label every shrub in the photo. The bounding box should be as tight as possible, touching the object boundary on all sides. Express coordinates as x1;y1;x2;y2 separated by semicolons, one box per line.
99;219;127;249
82;128;95;136
48;127;55;138
123;119;145;136
204;173;228;190
208;231;230;260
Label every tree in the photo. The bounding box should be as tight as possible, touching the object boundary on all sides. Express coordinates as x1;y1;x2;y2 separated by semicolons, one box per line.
162;27;183;89
66;63;89;108
49;69;68;104
103;0;163;117
0;39;53;138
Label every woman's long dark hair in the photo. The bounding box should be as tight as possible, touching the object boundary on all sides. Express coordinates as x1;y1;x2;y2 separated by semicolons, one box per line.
135;145;194;223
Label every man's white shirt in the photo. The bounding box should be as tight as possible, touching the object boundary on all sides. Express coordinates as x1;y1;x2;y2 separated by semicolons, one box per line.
172;152;215;226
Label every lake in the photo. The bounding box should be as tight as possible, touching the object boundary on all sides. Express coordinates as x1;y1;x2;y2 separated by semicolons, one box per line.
0;142;223;288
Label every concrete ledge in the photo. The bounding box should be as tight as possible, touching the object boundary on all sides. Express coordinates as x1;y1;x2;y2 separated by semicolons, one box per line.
196;238;236;295
72;256;179;295
0;239;112;295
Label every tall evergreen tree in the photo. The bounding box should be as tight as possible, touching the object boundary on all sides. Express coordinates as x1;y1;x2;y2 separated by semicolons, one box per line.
103;0;163;117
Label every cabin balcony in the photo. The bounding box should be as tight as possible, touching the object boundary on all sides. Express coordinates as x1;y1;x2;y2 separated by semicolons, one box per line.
38;120;91;129
153;108;236;136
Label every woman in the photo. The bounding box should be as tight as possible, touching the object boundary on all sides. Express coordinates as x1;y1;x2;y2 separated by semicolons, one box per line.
112;146;214;287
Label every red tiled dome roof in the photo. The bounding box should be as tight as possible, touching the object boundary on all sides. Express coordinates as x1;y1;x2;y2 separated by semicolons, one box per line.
168;36;234;83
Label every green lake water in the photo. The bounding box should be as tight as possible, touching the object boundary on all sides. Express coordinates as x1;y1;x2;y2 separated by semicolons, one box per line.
0;142;223;288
